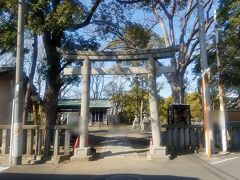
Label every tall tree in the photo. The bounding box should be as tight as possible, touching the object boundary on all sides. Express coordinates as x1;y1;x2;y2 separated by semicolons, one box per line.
218;0;240;94
0;0;103;125
193;0;240;109
117;0;214;104
22;34;38;124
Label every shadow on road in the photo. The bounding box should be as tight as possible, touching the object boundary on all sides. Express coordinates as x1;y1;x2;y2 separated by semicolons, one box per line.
0;173;199;180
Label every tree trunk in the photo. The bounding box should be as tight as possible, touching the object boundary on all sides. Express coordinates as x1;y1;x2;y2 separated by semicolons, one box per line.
42;31;62;125
166;71;185;104
22;34;38;125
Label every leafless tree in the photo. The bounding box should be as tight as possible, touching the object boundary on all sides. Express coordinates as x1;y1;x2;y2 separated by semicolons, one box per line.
149;0;214;103
23;34;38;124
90;61;106;99
115;0;214;103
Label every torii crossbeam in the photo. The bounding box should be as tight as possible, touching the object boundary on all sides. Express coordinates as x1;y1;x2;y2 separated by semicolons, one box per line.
62;46;179;61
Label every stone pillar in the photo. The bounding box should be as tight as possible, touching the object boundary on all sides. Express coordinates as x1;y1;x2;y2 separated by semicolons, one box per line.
79;59;91;148
64;129;70;155
1;129;8;156
147;58;168;160
26;129;33;155
72;59;92;160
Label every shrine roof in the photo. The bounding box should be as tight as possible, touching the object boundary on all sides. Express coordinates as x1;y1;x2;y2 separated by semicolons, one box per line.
58;99;111;109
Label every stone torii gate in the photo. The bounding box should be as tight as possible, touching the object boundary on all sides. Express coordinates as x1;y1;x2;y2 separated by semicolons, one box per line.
62;46;179;160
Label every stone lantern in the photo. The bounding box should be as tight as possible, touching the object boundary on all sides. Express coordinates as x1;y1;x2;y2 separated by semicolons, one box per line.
141;112;151;131
132;113;140;129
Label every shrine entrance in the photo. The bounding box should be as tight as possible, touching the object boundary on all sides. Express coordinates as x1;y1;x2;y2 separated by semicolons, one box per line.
62;46;179;160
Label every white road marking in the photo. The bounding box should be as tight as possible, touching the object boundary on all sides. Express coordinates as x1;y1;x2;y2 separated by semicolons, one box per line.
210;157;240;165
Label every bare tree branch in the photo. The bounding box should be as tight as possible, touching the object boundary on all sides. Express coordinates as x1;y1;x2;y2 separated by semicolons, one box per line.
158;0;171;18
170;0;177;16
69;0;103;31
180;0;196;44
116;0;142;4
152;6;170;46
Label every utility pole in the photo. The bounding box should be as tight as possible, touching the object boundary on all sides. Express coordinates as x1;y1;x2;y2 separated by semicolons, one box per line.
197;0;214;158
11;0;25;165
214;10;227;152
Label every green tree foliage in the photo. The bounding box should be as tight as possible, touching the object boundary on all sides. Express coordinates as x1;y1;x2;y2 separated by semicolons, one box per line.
0;0;103;124
218;0;240;92
159;92;202;123
159;96;173;123
106;22;164;52
185;92;201;120
112;86;149;123
0;1;18;54
193;0;240;110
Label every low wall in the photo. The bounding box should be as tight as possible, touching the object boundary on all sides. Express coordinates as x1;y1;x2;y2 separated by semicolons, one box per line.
0;125;70;164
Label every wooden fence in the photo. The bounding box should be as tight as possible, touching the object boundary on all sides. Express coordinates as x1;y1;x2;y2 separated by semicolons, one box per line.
161;125;204;153
161;122;240;153
0;123;240;163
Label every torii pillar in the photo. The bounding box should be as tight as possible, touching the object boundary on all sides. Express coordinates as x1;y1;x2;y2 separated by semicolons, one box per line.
72;59;93;160
147;58;168;160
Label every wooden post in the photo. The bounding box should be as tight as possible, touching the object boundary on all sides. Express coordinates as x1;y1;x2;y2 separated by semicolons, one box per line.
185;127;190;148
190;127;196;150
173;128;178;150
231;127;240;150
198;0;214;157
168;127;173;149
214;10;227;152
197;127;202;149
179;128;184;150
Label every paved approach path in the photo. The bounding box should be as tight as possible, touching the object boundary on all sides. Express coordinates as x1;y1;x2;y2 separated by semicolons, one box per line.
94;126;149;159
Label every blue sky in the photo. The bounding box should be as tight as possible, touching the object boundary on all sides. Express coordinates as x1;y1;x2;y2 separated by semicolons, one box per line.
127;4;213;97
11;1;215;99
60;1;217;99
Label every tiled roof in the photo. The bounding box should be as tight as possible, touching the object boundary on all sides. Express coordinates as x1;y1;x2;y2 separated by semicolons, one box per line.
58;99;111;109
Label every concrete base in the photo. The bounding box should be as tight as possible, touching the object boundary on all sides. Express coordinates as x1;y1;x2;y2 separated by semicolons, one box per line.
0;156;9;166
22;155;42;164
132;122;140;129
71;155;93;161
11;156;22;165
47;155;71;165
147;145;170;161
141;123;151;131
70;147;94;161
